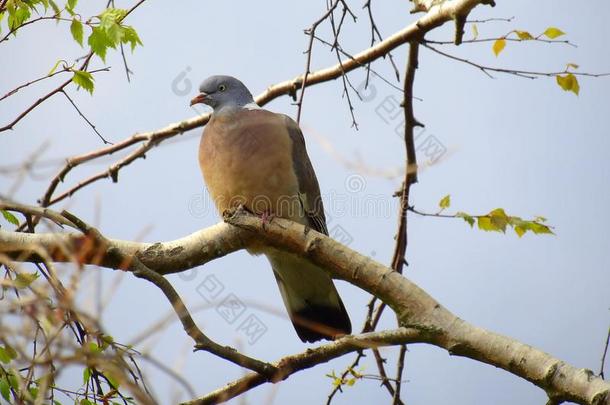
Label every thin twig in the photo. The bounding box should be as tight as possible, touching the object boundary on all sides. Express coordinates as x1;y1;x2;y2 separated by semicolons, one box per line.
392;345;407;404
61;90;111;144
328;1;359;128
0;64;72;102
363;0;400;81
372;348;399;400
296;0;344;123
119;43;133;82
325;350;365;404
600;327;610;379
422;42;609;79
426;36;577;48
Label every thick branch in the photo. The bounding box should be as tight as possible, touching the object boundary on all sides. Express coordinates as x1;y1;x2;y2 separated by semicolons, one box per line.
2;208;607;404
60;210;276;377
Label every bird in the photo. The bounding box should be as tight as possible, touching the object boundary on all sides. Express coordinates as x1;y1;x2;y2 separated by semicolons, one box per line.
191;75;351;342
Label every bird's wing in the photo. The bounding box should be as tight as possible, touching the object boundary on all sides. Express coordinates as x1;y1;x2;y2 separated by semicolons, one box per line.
283;115;328;236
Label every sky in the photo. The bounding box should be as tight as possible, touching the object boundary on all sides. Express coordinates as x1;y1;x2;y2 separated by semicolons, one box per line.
1;1;609;404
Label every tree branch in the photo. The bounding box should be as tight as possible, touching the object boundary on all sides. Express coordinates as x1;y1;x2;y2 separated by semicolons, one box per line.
2;206;608;404
35;0;496;214
60;210;277;377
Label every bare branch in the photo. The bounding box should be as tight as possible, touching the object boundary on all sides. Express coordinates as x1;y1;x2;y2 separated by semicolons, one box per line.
422;42;609;79
392;345;407;404
60;210;277;377
600;327;610;379
2;207;609;404
61;90;111;144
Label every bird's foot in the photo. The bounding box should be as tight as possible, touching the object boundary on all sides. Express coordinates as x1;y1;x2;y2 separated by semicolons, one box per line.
260;211;275;230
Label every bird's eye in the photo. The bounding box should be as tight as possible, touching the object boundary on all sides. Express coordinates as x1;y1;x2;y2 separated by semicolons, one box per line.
218;84;227;92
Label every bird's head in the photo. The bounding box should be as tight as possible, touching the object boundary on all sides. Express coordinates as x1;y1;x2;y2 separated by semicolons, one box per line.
190;75;255;112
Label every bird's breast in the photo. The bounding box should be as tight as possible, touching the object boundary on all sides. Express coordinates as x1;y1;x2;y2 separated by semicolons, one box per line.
198;112;302;222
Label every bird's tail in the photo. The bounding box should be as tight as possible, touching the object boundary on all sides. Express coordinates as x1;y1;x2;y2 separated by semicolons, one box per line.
266;251;351;343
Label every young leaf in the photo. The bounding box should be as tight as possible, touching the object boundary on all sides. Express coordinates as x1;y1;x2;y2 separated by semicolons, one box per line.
1;210;19;225
492;38;506;56
527;221;554;235
71;70;95;94
489;208;509;233
515;30;533;40
471;23;478;40
0;377;9;401
48;59;65;75
70;18;83;46
543;27;565;39
439;194;451;210
0;347;11;364
456;211;474;227
556;73;580;95
48;0;61;17
88;26;112;61
14;272;39;289
83;367;92;384
121;26;143;51
67;0;78;13
7;5;31;30
477;216;497;232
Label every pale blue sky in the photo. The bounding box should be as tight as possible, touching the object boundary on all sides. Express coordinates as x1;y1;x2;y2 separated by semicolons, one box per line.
1;1;609;404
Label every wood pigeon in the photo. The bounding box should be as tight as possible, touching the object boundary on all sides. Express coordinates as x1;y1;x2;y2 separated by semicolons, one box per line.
191;75;352;342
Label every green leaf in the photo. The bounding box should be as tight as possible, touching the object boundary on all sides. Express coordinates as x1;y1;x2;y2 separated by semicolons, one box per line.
88;342;102;353
543;27;565;39
3;345;17;360
477;216;497;232
71;70;94;94
66;0;77;13
121;25;142;52
83;367;92;384
7;5;31;30
80;399;93;405
556;73;580;95
0;377;9;401
509;217;528;238
492;38;506;56
456;211;474;227
438;194;450;210
70;18;83;46
99;8;127;29
28;386;39;400
0;347;11;363
515;30;533;40
1;210;19;225
88;26;112;61
14;272;39;289
48;59;65;75
101;334;114;350
566;63;579;70
528;221;554;235
48;0;61;17
489;208;508;233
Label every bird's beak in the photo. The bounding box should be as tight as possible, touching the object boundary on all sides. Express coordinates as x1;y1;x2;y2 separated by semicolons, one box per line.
190;92;208;106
